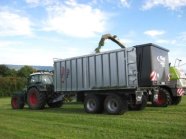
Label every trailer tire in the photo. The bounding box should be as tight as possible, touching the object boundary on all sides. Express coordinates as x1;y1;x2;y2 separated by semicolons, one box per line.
84;95;103;114
129;95;147;111
171;96;182;105
27;88;46;110
104;94;128;115
152;88;170;107
48;101;63;108
11;93;25;109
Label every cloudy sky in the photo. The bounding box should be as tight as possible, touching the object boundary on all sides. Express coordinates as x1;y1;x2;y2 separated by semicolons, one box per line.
0;0;186;69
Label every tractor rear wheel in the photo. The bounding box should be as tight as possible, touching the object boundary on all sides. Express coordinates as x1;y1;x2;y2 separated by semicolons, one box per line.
11;93;25;109
27;88;46;110
152;88;170;107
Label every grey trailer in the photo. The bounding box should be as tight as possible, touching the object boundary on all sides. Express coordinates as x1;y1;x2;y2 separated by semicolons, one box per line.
53;43;171;114
54;47;141;115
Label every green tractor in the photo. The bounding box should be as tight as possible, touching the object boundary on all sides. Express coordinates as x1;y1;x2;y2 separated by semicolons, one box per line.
151;64;186;107
11;72;63;109
168;66;186;104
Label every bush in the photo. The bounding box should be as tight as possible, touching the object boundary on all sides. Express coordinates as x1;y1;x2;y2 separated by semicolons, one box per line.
0;77;27;97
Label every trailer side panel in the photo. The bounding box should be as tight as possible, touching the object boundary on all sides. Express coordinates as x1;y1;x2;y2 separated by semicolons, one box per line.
54;47;137;92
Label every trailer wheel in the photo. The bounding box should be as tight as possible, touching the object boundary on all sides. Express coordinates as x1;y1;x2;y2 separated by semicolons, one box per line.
48;101;63;108
11;93;25;109
84;95;103;114
129;95;147;111
152;88;170;107
27;88;46;110
171;96;182;105
104;95;128;115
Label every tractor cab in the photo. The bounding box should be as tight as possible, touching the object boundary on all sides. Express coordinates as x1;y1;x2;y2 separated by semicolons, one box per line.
169;67;186;95
169;59;186;96
27;72;54;93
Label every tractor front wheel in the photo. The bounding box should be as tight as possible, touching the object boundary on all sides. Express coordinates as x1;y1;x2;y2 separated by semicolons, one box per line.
11;93;25;109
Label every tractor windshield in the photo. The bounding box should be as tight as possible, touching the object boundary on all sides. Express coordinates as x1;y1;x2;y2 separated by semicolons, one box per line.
41;74;53;84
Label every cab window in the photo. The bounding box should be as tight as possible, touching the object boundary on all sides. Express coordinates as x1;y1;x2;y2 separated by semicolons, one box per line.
29;75;39;83
41;75;53;84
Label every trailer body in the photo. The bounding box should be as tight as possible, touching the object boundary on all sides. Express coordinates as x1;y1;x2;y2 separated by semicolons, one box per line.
54;43;170;93
53;43;185;110
54;47;137;92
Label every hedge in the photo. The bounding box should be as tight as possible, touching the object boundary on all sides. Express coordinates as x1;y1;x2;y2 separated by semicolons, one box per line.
0;77;27;97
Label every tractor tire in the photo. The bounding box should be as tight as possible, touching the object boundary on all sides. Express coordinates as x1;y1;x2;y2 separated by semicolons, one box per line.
11;93;25;109
48;100;63;108
152;88;171;107
104;94;128;115
129;95;147;111
84;94;103;114
27;88;46;110
171;96;182;105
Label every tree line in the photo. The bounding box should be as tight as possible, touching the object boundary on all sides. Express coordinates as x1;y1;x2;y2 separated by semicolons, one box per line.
0;65;36;97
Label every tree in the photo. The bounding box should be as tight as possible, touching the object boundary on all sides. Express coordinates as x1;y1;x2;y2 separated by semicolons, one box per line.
7;69;17;77
0;65;10;77
17;66;35;78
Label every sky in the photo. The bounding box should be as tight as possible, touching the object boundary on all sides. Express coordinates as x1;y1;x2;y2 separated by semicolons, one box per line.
0;0;186;69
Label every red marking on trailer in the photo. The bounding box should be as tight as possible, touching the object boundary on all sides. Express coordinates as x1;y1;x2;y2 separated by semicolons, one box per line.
61;67;65;83
150;71;157;81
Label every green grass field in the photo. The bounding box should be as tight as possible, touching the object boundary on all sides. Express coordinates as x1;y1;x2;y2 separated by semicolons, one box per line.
0;97;186;139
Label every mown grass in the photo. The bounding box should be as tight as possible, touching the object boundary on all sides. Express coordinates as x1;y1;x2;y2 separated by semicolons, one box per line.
0;96;186;139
